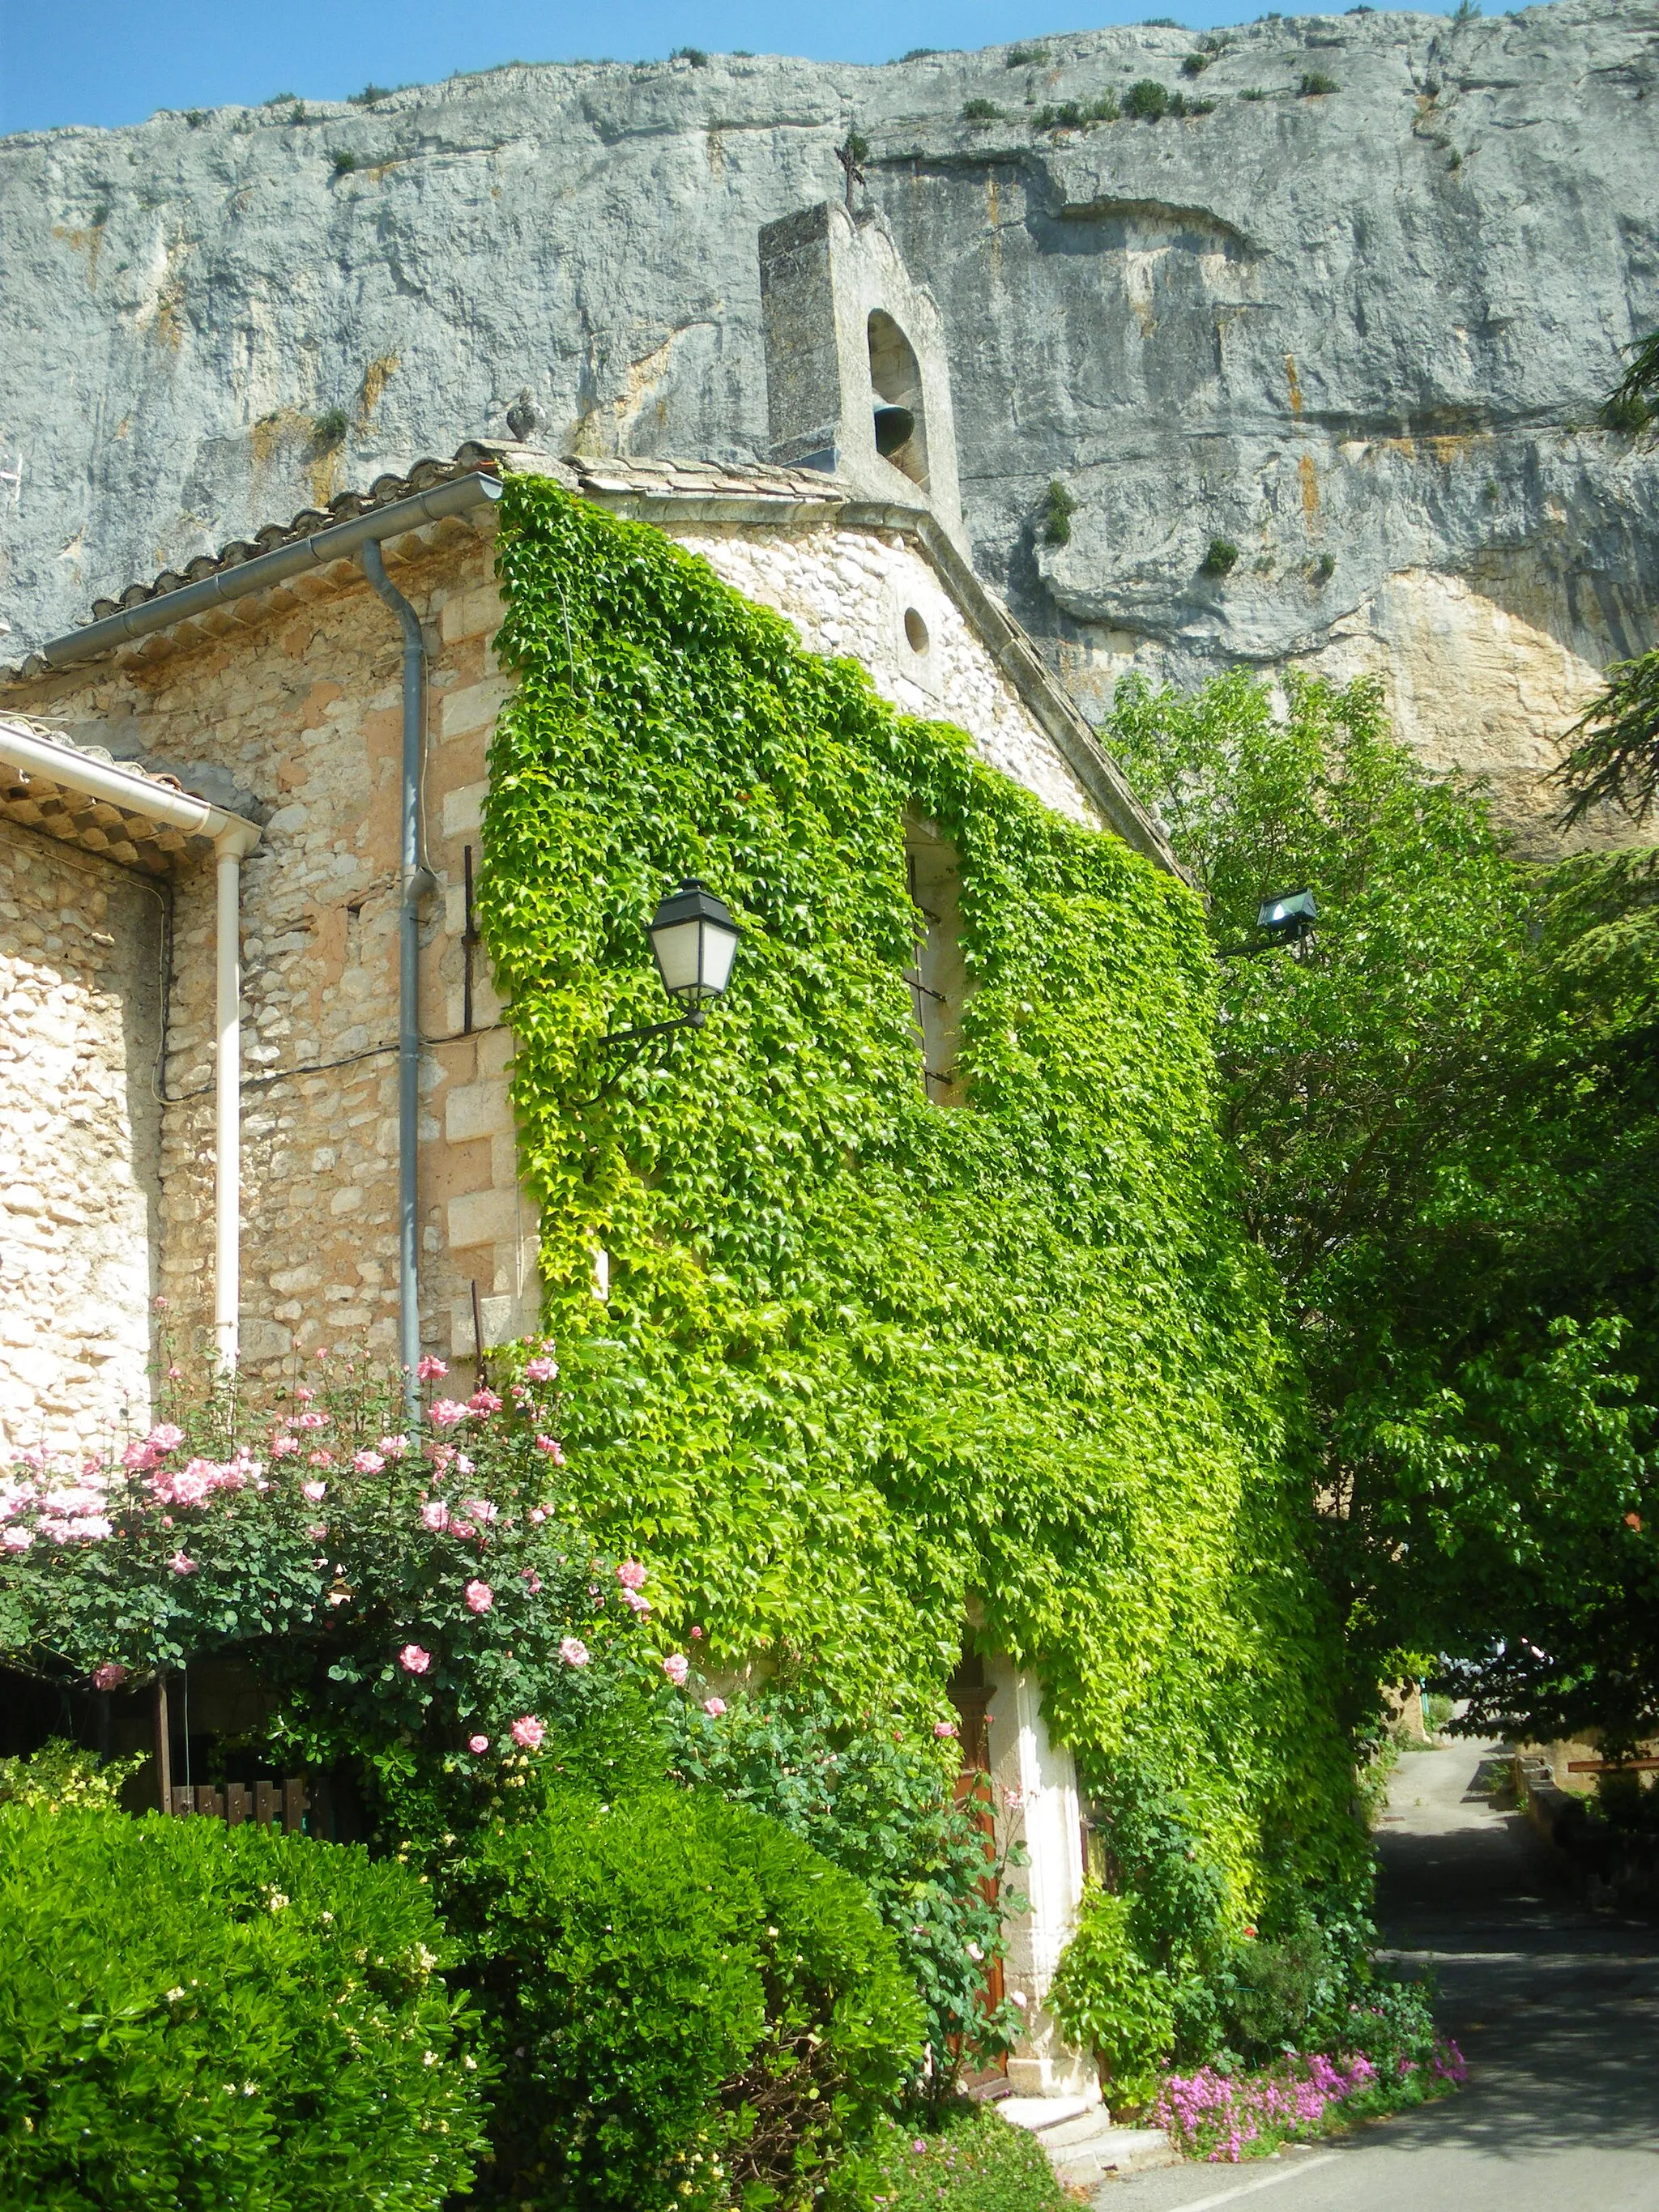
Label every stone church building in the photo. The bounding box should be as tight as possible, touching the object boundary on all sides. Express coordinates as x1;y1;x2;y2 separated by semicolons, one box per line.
0;202;1179;2101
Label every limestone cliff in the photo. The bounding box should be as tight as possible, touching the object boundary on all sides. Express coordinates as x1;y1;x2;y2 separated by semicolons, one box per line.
2;1;1656;843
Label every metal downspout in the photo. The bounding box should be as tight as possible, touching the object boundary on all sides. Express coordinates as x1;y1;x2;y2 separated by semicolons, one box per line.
361;540;430;1422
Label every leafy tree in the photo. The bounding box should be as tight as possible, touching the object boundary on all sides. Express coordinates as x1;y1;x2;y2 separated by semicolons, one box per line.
1553;322;1657;824
1110;671;1659;1744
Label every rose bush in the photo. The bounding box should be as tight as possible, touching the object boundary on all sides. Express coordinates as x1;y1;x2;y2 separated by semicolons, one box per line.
0;1345;668;1827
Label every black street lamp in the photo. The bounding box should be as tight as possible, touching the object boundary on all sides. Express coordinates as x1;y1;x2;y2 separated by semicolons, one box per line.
599;878;742;1053
1256;889;1317;945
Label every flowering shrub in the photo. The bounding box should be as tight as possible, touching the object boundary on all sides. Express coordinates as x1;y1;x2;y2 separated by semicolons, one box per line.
448;1786;923;2212
667;1690;1026;2098
0;1347;667;1821
0;1799;485;2208
1152;2039;1467;2162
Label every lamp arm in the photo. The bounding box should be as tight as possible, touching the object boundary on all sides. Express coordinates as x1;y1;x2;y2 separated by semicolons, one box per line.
596;1008;708;1053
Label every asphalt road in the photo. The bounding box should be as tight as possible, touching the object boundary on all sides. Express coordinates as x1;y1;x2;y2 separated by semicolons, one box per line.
1098;1739;1659;2211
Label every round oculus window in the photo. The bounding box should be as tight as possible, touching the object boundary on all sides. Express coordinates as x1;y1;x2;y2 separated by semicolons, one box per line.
903;607;930;655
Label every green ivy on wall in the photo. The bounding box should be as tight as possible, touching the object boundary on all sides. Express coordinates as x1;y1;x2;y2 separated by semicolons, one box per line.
480;477;1366;1916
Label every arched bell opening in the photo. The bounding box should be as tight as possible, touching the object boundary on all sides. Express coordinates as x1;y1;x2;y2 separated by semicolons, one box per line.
867;309;930;492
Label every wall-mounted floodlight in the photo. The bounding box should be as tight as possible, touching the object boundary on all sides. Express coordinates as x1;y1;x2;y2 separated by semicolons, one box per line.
1256;889;1317;945
599;878;742;1055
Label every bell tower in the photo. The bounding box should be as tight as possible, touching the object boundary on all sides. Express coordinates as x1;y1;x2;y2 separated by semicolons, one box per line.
758;201;964;542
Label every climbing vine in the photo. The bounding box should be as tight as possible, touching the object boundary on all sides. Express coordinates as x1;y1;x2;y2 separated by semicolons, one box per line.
479;477;1366;1916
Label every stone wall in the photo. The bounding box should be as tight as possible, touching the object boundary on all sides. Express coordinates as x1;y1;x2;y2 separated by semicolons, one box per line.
660;518;1100;828
0;489;1128;1398
0;816;161;1451
0;514;525;1392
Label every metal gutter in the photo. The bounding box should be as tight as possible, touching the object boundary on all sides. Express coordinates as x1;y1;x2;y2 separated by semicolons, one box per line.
35;472;504;670
360;541;431;1421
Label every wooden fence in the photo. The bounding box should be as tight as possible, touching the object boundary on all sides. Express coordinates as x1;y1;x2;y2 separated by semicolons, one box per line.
166;1779;310;1831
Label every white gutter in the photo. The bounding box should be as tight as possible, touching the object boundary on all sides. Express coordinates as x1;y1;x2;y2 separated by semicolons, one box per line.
0;718;260;1371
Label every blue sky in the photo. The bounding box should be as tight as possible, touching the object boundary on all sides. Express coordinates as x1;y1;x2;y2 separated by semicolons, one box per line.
2;0;1512;137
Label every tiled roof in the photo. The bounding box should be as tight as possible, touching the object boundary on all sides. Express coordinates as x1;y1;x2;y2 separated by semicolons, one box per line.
0;714;232;872
78;443;847;626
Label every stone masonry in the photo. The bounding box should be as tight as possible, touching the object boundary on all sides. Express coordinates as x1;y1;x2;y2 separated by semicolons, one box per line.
0;471;1122;1399
0;817;161;1451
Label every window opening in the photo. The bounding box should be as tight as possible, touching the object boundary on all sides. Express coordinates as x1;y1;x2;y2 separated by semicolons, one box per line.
903;813;966;1106
867;310;930;492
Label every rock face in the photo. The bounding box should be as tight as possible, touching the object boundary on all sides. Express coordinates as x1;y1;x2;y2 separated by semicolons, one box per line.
2;1;1656;844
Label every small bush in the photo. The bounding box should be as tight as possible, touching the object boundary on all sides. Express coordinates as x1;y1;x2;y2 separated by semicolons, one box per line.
1240;87;1271;100
310;407;350;449
1124;78;1171;120
331;150;356;175
671;45;708;66
861;2100;1064;2212
1043;480;1078;547
1048;1886;1175;2108
1005;45;1049;66
263;91;298;104
454;1788;923;2212
0;1805;484;2210
1299;71;1339;96
961;99;1002;122
1202;537;1241;578
1031;92;1119;130
0;1737;140;1811
349;83;394;104
900;47;940;61
1181;52;1212;75
184;109;207;129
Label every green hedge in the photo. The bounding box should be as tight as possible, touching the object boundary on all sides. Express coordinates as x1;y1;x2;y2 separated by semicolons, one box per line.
0;1805;484;2210
453;1786;922;2210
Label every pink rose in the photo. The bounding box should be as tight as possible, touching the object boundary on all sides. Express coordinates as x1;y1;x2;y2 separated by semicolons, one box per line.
415;1355;448;1381
468;1388;502;1416
521;1569;543;1593
934;1720;957;1739
296;1410;328;1432
558;1636;590;1668
534;1435;565;1461
149;1424;185;1452
352;1449;386;1475
529;1507;548;1524
689;1626;704;1640
378;1434;409;1460
464;1579;494;1614
92;1662;128;1690
167;1550;198;1575
294;1387;315;1404
306;1451;333;1469
510;1714;545;1750
462;1497;497;1524
468;1733;490;1754
428;1399;468;1429
662;1653;689;1686
524;1357;557;1383
702;1697;727;1717
399;1643;432;1674
616;1560;646;1590
305;1521;327;1539
271;1434;299;1460
301;1479;327;1504
2;1528;34;1552
450;1518;476;1539
420;1498;450;1532
621;1589;650;1613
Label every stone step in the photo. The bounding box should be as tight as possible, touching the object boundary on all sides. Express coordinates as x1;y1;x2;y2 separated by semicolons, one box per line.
992;2097;1176;2182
